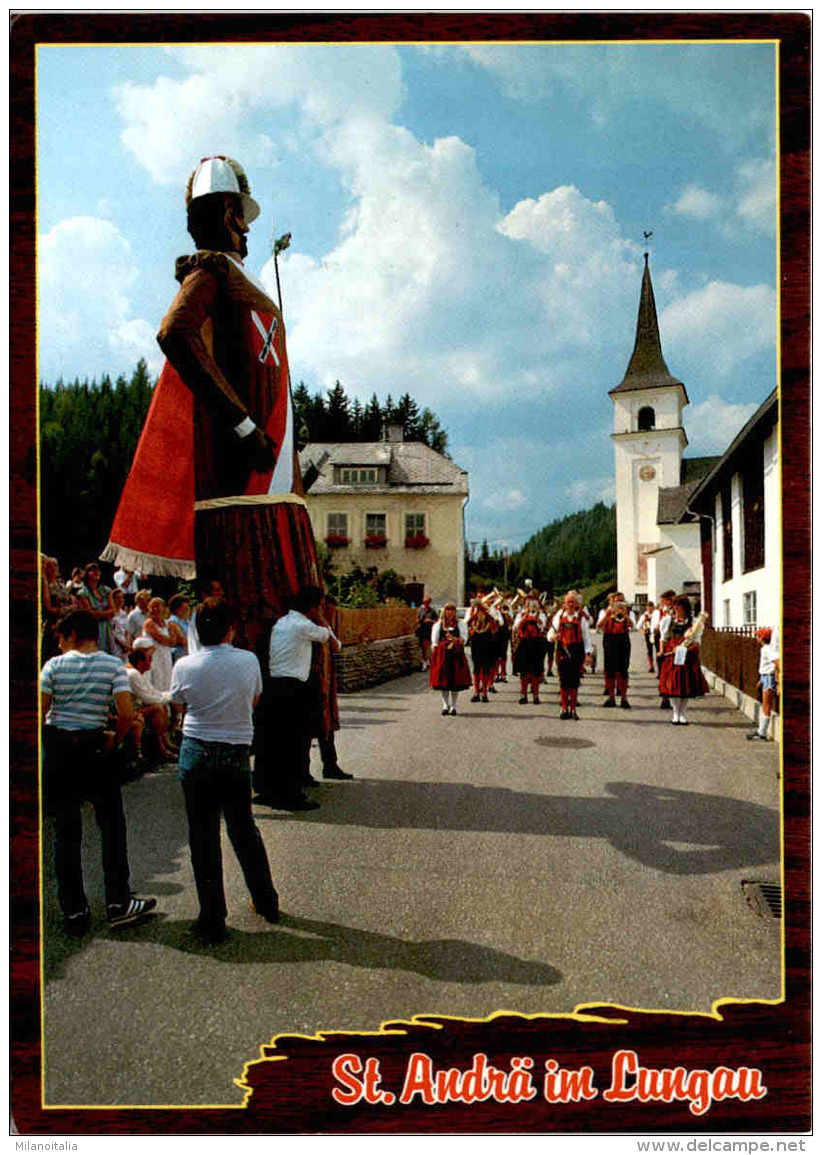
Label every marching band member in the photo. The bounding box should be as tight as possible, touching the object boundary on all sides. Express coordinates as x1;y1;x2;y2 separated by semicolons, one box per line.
543;597;559;676
551;591;594;719
468;598;502;703
429;603;471;716
638;601;656;672
512;595;548;705
494;597;512;684
599;591;634;709
655;589;676;708
658;597;710;725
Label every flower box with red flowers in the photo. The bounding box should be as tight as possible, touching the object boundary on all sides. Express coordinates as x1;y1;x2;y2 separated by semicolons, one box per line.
364;534;388;549
404;533;431;550
325;534;350;549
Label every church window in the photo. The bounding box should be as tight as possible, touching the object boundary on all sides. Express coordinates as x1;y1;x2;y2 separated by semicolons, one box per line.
637;406;656;431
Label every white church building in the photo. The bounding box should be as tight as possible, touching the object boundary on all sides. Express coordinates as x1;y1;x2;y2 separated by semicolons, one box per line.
610;253;718;607
610;255;779;630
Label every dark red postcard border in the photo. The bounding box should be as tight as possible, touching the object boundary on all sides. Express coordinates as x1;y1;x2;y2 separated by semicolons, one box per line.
10;10;810;1135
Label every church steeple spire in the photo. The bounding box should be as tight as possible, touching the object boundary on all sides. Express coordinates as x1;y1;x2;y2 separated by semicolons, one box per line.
610;253;687;398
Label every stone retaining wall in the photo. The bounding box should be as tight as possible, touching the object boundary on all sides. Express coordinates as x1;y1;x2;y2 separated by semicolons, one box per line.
337;634;423;693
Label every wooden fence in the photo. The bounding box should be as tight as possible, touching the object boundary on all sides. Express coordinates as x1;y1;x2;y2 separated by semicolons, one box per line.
336;606;419;647
700;627;761;698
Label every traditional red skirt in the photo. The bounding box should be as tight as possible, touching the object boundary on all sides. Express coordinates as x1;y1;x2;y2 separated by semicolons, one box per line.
659;643;710;699
429;641;472;691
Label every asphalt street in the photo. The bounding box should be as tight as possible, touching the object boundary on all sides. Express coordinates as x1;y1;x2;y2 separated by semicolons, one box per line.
41;636;782;1107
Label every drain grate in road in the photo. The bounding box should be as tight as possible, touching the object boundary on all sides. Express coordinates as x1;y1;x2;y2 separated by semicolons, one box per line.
742;880;783;920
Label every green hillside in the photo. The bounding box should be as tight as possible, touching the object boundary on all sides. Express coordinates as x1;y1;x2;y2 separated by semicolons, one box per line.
509;502;616;594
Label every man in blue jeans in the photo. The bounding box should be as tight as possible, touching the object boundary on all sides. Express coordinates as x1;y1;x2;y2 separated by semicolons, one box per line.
40;609;157;936
170;597;279;944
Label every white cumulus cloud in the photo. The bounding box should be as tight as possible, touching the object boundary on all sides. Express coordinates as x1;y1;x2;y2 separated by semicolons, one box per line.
667;185;724;221
686;395;760;455
735;157;776;235
38;216;161;382
661;280;776;378
666;156;775;238
113;44;404;186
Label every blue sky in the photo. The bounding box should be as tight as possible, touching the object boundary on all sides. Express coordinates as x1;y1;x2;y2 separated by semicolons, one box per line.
36;39;777;552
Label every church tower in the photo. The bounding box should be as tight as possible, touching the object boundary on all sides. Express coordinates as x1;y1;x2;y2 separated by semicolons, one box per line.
610;253;689;603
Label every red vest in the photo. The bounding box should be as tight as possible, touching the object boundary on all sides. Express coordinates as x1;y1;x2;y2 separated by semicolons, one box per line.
558;614;582;646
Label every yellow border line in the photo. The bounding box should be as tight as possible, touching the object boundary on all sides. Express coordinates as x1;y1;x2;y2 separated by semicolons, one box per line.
37;40;780;48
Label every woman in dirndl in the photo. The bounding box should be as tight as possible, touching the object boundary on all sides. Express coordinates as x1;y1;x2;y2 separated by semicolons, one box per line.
429;603;471;715
658;596;710;726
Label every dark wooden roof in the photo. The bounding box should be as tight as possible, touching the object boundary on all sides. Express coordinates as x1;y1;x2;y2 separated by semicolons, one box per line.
610;254;688;399
657;457;721;525
681;456;721;484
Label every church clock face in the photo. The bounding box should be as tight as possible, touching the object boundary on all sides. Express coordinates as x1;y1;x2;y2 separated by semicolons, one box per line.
639;464;656;481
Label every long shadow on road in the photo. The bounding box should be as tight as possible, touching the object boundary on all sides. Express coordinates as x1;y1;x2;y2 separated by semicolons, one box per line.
257;780;779;877
97;911;563;984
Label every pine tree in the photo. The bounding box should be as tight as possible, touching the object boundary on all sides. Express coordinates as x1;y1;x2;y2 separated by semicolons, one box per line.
394;392;420;440
419;408;448;456
292;380;312;441
350;397;364;440
363;393;383;440
325;380;351;440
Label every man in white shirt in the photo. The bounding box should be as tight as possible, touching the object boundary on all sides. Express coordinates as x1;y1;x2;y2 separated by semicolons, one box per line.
126;588;152;646
253;586;340;811
170;597;278;944
126;638;178;764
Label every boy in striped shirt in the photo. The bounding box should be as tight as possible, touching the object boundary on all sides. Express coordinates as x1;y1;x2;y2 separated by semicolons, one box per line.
40;609;157;936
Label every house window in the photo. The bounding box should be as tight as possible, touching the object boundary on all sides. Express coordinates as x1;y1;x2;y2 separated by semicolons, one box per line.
743;591;757;626
405;513;425;537
721;482;733;582
365;513;386;540
637;406;656;432
325;513;349;546
340;467;378;485
742;441;765;573
723;599;731;627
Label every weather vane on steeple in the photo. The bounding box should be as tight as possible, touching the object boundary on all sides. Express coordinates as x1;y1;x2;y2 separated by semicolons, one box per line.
643;230;654;261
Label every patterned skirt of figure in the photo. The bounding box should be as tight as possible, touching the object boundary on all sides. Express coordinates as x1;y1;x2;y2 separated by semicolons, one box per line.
658;642;710;699
556;641;584;689
429;641;472;691
195;500;321;661
603;632;631;676
513;635;548;678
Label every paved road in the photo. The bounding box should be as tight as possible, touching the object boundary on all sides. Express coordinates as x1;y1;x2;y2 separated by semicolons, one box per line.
42;637;781;1106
